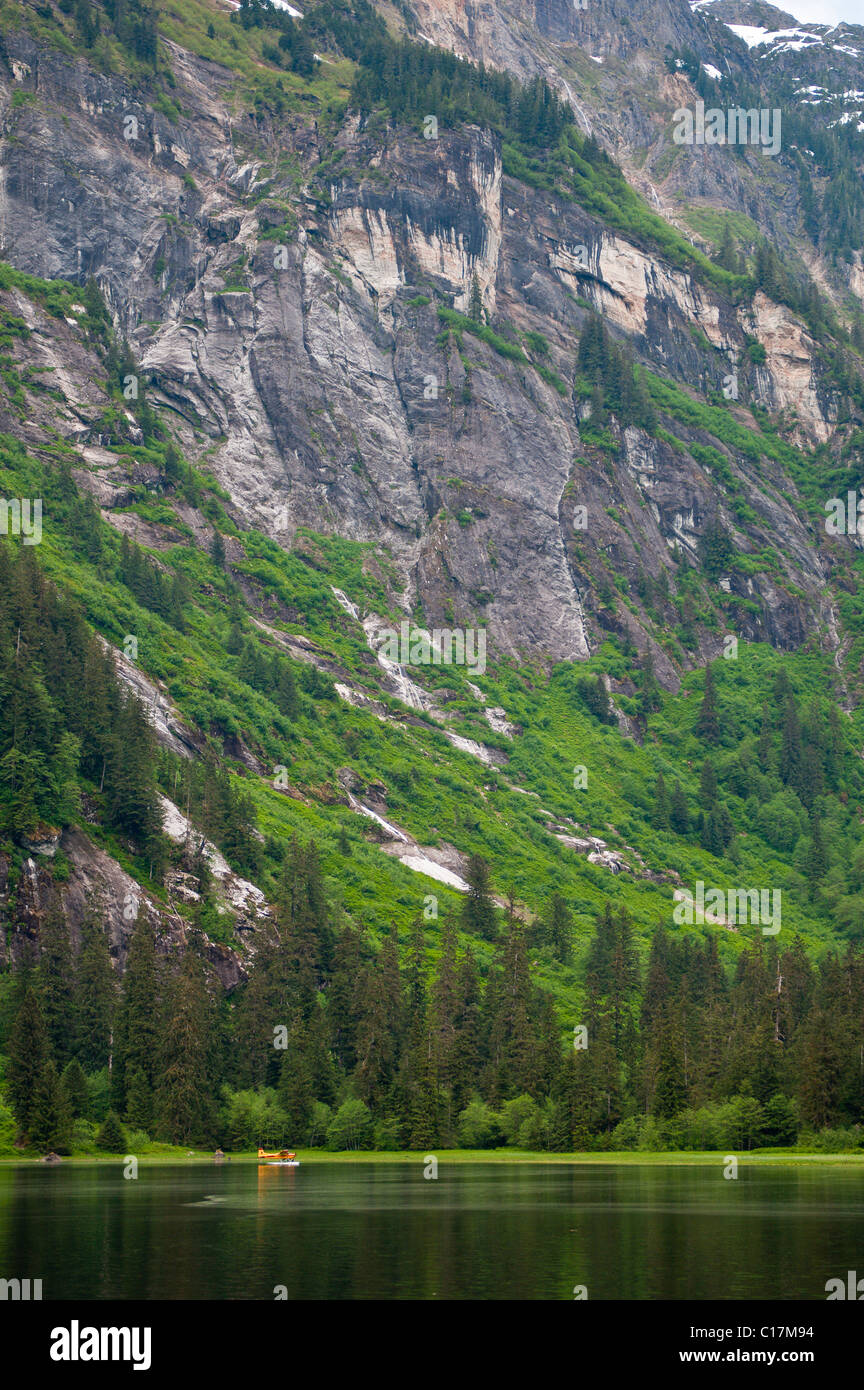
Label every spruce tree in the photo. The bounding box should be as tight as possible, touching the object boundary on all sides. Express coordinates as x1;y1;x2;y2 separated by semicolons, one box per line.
544;893;573;963
404;915;427;1016
699;758;718;810
96;1110;127;1152
452;948;483;1110
39;904;75;1068
468;272;483;323
652;772;671;831
74;906;116;1073
461;855;498;941
113;916;158;1122
779;695;802;789
124;1068;153;1134
805;814;827;894
278;1021;315;1142
695;662;720;744
30;1059;72;1153
8;985;50;1134
637;650;662;717
210;530;226;569
276;663;300;719
60;1059;90;1119
670;780;689;835
156;953;213;1146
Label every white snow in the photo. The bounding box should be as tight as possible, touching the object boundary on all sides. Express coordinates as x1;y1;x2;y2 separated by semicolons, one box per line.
399;856;470;891
727;25;770;47
221;4;305;24
348;796;470;891
726;25;822;50
702;63;723;80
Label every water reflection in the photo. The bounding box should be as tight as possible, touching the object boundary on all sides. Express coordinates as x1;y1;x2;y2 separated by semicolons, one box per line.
0;1162;862;1300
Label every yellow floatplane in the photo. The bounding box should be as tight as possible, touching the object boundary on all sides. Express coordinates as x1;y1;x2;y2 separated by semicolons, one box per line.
257;1148;300;1167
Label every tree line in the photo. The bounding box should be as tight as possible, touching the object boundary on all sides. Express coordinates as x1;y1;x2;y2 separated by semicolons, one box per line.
5;842;864;1155
0;544;164;865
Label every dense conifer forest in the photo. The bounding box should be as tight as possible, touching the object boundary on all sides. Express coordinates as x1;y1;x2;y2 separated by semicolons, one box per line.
1;538;863;1157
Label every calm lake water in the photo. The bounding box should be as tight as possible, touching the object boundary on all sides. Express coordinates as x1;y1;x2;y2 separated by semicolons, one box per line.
1;1161;863;1300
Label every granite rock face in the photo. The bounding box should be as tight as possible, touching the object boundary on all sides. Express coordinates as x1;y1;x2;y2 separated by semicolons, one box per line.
0;8;857;683
0;829;249;991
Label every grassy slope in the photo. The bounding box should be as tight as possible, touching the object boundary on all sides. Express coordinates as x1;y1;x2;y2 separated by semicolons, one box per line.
0;423;853;1011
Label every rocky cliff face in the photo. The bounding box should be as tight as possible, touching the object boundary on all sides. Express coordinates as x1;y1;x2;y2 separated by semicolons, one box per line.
0;828;250;990
0;5;856;684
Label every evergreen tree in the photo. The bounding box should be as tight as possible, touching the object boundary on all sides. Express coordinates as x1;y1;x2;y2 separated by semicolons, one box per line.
699;758;718;810
354;929;405;1107
652;772;671;831
542;893;573;963
278;1019;315;1142
461;855;498;941
74;907;116;1073
38;904;75;1068
276;663;300;719
468;272;484;323
125;1067;153;1133
7;985;50;1135
715;222;738;273
60;1059;90;1120
798;1009;842;1129
805;814;828;894
637;650;662;717
96;1110;127;1152
404;916;427;1016
112;916;159;1124
779;696;802;789
30;1059;72;1153
210;530;226;569
670;780;689;835
695;662;720;744
156;953;214;1146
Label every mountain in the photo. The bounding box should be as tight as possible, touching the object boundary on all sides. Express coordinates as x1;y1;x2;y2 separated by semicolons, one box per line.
1;0;864;1155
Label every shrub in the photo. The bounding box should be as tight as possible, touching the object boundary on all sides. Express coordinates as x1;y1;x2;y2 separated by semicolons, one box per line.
457;1098;503;1149
96;1111;127;1152
326;1099;374;1151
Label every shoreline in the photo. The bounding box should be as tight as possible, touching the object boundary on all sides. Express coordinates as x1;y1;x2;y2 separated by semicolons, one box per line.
3;1148;864;1168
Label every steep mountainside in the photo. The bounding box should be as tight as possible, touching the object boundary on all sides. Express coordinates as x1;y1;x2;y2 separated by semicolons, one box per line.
1;0;864;1154
0;0;861;680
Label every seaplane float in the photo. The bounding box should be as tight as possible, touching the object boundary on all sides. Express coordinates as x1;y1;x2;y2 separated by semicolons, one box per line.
257;1148;300;1167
